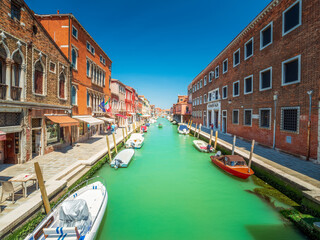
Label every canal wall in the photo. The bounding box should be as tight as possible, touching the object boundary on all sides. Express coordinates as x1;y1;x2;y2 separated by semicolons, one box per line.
1;123;143;239
188;125;320;216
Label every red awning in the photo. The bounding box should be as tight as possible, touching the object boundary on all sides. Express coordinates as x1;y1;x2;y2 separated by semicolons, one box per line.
0;131;6;141
115;114;127;119
46;115;79;127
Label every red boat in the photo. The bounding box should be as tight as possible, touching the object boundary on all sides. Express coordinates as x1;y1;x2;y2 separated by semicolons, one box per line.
210;155;254;179
140;125;147;132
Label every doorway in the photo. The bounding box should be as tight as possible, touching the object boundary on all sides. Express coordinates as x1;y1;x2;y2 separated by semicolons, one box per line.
4;133;16;164
208;111;212;126
32;130;41;157
214;111;219;129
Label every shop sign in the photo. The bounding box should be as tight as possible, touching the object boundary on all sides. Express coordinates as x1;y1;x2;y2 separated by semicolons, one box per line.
252;114;259;119
207;102;220;109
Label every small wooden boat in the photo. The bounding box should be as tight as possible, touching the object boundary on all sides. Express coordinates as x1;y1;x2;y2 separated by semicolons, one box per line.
25;178;107;240
110;149;135;169
125;133;144;149
193;140;215;153
210;155;254;179
158;124;163;128
178;124;190;135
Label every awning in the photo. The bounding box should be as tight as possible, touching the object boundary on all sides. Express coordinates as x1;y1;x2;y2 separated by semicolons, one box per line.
137;113;142;116
73;116;104;126
46;115;79;127
98;117;115;123
129;113;136;115
0;131;6;141
141;114;151;117
115;114;127;119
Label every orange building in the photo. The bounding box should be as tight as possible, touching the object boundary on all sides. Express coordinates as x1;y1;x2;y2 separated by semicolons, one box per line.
36;12;112;141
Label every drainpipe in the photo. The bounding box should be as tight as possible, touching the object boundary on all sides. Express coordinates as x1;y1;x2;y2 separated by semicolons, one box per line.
307;90;313;160
273;94;278;149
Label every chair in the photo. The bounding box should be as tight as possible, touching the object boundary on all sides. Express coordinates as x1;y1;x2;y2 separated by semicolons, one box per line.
0;181;23;203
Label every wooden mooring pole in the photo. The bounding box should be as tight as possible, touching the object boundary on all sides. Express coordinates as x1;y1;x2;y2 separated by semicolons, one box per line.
125;127;128;140
34;162;51;214
209;130;213;146
214;131;218;149
106;135;112;161
112;133;118;153
189;120;193;129
197;124;201;138
194;123;198;137
248;140;255;172
232;135;236;155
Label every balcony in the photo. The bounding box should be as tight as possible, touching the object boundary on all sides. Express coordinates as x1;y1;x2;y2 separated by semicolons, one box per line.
11;86;21;101
0;83;7;100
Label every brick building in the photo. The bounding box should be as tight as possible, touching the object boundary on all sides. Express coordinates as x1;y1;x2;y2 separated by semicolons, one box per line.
36;12;112;142
190;0;319;161
0;0;75;164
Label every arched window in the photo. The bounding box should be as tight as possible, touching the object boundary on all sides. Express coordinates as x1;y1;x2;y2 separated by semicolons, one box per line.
71;85;77;105
12;51;22;87
0;45;7;85
71;48;77;69
59;73;65;99
86;60;90;77
87;90;90;106
34;61;44;94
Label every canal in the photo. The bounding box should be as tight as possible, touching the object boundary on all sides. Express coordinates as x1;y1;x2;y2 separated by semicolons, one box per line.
95;118;305;240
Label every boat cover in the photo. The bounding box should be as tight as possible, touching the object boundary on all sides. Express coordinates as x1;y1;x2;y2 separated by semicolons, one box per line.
178;125;189;131
59;199;92;233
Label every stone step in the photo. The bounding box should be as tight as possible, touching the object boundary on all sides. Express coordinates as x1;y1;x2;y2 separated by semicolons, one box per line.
59;165;86;182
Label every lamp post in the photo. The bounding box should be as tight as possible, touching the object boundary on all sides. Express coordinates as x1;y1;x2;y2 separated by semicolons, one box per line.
273;93;278;149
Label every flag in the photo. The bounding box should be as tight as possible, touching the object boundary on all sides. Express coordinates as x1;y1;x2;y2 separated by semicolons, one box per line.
99;99;106;112
104;97;112;112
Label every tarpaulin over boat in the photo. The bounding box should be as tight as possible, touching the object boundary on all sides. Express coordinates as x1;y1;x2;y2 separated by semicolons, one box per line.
178;125;188;131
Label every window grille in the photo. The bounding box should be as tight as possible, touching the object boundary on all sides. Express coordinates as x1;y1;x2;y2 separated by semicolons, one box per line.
0;113;21;127
281;107;299;132
244;110;252;126
232;110;239;124
32;118;41;128
259;109;271;128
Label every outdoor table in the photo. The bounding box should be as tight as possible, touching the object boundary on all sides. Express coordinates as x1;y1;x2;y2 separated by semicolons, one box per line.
9;173;38;198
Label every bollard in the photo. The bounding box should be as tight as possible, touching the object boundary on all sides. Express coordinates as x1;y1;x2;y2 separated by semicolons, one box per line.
122;128;126;144
209;130;213;146
106;135;112;161
34;162;51;214
248;140;255;172
112;133;118;153
214;131;218;150
194;123;198;137
232;135;236;155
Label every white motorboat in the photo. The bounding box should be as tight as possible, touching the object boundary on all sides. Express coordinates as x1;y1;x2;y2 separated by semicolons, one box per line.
172;121;177;125
110;149;135;168
125;133;144;149
25;178;107;240
178;124;190;135
193;140;215;153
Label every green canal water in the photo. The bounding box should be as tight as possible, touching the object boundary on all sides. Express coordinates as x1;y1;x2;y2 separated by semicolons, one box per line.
95;118;306;240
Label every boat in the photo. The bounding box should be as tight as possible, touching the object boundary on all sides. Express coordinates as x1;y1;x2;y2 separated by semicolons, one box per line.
24;177;107;240
210;155;254;179
125;133;144;149
178;124;190;135
158;124;163;128
146;123;150;127
314;222;320;231
110;149;135;169
193;140;215;153
172;121;177;125
140;125;147;133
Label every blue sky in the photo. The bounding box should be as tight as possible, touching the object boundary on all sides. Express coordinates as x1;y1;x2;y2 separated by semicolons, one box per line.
27;0;271;109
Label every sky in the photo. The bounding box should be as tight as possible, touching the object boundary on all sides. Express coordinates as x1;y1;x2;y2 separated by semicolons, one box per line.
26;0;271;109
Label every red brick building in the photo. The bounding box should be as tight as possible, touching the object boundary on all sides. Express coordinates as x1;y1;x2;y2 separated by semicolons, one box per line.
0;0;75;163
190;0;320;161
36;12;112;142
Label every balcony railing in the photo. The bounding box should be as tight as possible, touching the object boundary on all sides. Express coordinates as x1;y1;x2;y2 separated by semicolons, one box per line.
11;86;21;101
0;83;7;100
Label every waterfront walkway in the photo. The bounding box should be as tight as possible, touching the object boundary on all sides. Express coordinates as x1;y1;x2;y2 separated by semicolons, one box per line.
197;125;320;182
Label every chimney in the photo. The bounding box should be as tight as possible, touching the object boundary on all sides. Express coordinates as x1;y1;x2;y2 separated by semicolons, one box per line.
57;10;60;14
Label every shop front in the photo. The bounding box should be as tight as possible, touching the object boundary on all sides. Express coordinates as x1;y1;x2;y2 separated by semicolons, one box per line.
73;116;104;138
207;101;221;131
115;114;127;127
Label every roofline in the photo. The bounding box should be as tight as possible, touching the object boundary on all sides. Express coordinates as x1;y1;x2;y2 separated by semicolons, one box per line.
36;13;112;63
21;1;70;64
191;0;278;84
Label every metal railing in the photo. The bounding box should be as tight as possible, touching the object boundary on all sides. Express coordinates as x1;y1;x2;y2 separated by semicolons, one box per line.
11;86;21;101
0;83;7;100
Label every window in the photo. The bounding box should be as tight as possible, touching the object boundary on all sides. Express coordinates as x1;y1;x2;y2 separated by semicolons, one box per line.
71;48;77;69
244;109;252;126
215;66;219;78
204;76;207;86
86;41;91;51
233;49;240;67
197;82;199;90
86;59;91;77
282;55;301;86
72;26;78;39
260;22;273;50
281;107;299;132
283;0;301;36
49;62;56;73
259;67;272;91
200;96;202;104
200;79;202;88
59;73;65;99
46;120;60;145
11;1;21;21
209;71;214;82
259;108;271;129
245;38;254;60
223;59;228;73
87;91;90;107
204;94;207;103
233;81;240;97
232;110;239;124
222;86;227;99
34;61;44;95
71;86;77;105
91;46;95;55
244;75;253;94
